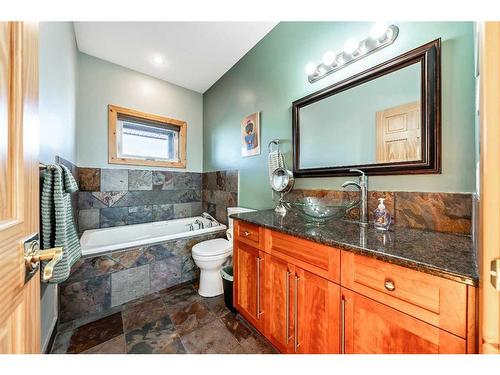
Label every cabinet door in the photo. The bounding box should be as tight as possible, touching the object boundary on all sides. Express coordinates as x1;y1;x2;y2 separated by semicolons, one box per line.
233;240;265;331
264;254;295;353
342;288;466;354
295;268;340;354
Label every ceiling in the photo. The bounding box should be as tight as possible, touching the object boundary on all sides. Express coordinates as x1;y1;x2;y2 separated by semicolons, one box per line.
73;22;278;93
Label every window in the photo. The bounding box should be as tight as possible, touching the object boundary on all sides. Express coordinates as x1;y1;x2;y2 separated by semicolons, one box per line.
108;105;186;168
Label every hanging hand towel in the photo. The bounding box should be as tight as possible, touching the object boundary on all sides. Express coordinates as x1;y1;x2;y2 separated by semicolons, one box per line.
41;164;81;283
268;150;284;185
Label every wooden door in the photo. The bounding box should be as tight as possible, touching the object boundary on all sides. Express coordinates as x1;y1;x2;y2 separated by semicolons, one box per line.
342;288;465;354
295;268;340;354
478;21;500;354
376;101;421;163
233;240;265;331
264;254;294;353
0;22;40;354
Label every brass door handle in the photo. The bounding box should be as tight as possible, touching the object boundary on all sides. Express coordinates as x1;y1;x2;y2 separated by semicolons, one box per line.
24;240;63;282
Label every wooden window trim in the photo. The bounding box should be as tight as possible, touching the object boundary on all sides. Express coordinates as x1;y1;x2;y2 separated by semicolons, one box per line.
108;104;187;168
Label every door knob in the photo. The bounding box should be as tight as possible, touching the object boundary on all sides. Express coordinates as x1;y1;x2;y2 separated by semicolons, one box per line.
24;239;63;282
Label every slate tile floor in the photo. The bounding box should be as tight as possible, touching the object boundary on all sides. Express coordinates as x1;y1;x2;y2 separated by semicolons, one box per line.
51;282;277;354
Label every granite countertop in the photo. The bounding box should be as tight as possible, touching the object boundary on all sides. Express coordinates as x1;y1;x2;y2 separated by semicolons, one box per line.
231;209;478;286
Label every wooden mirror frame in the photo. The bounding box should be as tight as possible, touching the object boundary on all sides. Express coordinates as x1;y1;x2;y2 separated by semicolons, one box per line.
292;39;441;177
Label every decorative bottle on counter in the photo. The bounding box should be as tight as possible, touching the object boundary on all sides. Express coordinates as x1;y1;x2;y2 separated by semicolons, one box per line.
373;198;391;231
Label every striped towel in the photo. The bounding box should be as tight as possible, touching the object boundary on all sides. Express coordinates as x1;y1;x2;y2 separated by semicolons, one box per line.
41;164;81;283
268;150;284;185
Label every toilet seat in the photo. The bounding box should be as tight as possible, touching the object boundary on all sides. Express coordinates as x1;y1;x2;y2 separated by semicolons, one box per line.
192;238;232;258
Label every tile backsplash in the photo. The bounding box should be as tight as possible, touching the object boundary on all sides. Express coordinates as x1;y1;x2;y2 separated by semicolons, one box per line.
77;168;203;234
74;166;470;235
288;189;472;235
202;170;238;225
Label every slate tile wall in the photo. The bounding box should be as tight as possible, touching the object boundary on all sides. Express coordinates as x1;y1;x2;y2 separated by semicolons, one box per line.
288;189;472;235
59;231;225;323
202;170;238;225
77;168;202;234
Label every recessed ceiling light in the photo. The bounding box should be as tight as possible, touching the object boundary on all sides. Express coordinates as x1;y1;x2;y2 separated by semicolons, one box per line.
152;54;165;66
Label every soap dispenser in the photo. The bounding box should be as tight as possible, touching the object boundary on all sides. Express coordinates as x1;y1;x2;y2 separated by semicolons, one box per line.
374;198;391;230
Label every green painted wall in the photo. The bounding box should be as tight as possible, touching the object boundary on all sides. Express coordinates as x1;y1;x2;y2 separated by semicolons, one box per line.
39;21;79;353
77;53;203;172
203;22;476;210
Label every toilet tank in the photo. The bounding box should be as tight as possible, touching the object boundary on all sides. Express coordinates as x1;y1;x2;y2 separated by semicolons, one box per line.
227;207;255;228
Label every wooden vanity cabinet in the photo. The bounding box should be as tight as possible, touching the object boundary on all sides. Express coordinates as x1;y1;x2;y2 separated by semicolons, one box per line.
294;267;341;353
264;254;295;352
264;254;341;354
232;220;476;354
233;237;266;332
341;288;466;354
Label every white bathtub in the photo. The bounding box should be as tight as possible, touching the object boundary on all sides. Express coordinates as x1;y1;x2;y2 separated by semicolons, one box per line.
80;216;227;257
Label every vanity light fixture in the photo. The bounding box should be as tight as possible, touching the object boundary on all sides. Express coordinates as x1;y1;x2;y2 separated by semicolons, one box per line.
305;23;399;83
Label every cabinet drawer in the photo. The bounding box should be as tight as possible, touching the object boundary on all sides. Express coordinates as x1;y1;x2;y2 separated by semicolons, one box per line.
235;220;262;248
341;251;467;338
342;288;466;354
270;231;340;283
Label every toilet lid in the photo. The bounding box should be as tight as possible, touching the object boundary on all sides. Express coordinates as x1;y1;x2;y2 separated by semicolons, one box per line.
192;238;232;257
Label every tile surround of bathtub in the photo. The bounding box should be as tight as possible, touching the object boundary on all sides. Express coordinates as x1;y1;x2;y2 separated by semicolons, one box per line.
202;170;238;225
288;189;472;235
59;232;225;323
77;168;203;233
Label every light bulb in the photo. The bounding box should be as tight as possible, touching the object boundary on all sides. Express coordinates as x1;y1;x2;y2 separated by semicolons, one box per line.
370;22;389;41
305;62;317;76
322;51;336;66
343;38;359;55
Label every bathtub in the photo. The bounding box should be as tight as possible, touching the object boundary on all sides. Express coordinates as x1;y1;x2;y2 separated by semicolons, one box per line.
80;216;227;257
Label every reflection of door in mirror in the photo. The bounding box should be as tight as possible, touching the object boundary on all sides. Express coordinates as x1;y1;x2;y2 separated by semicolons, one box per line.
376;101;421;163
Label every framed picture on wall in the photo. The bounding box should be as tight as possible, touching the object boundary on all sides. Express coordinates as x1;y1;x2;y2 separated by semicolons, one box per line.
241;112;260;157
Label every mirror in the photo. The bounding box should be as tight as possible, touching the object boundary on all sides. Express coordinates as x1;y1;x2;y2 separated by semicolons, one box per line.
271;168;294;193
292;39;441;177
271;167;294;215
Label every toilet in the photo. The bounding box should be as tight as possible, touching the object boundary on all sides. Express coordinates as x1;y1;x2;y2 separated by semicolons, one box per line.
192;207;255;297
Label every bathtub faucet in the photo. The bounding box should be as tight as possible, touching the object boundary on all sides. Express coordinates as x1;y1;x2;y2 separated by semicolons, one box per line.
194;219;205;229
201;212;219;227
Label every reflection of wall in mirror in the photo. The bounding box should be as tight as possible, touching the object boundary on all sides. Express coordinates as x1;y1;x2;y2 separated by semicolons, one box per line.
376;101;421;163
298;63;421;169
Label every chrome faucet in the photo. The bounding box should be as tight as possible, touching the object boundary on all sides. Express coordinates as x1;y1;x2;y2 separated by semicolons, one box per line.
342;168;368;226
201;212;219;227
194;219;204;229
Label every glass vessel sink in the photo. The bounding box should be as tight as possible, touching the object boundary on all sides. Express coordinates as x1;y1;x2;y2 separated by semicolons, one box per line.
284;196;360;224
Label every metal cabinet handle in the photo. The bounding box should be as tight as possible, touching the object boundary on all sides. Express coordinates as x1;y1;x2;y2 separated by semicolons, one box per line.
285;271;291;344
341;295;346;354
243;231;250;237
294;275;300;352
384;279;396;291
256;257;262;318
